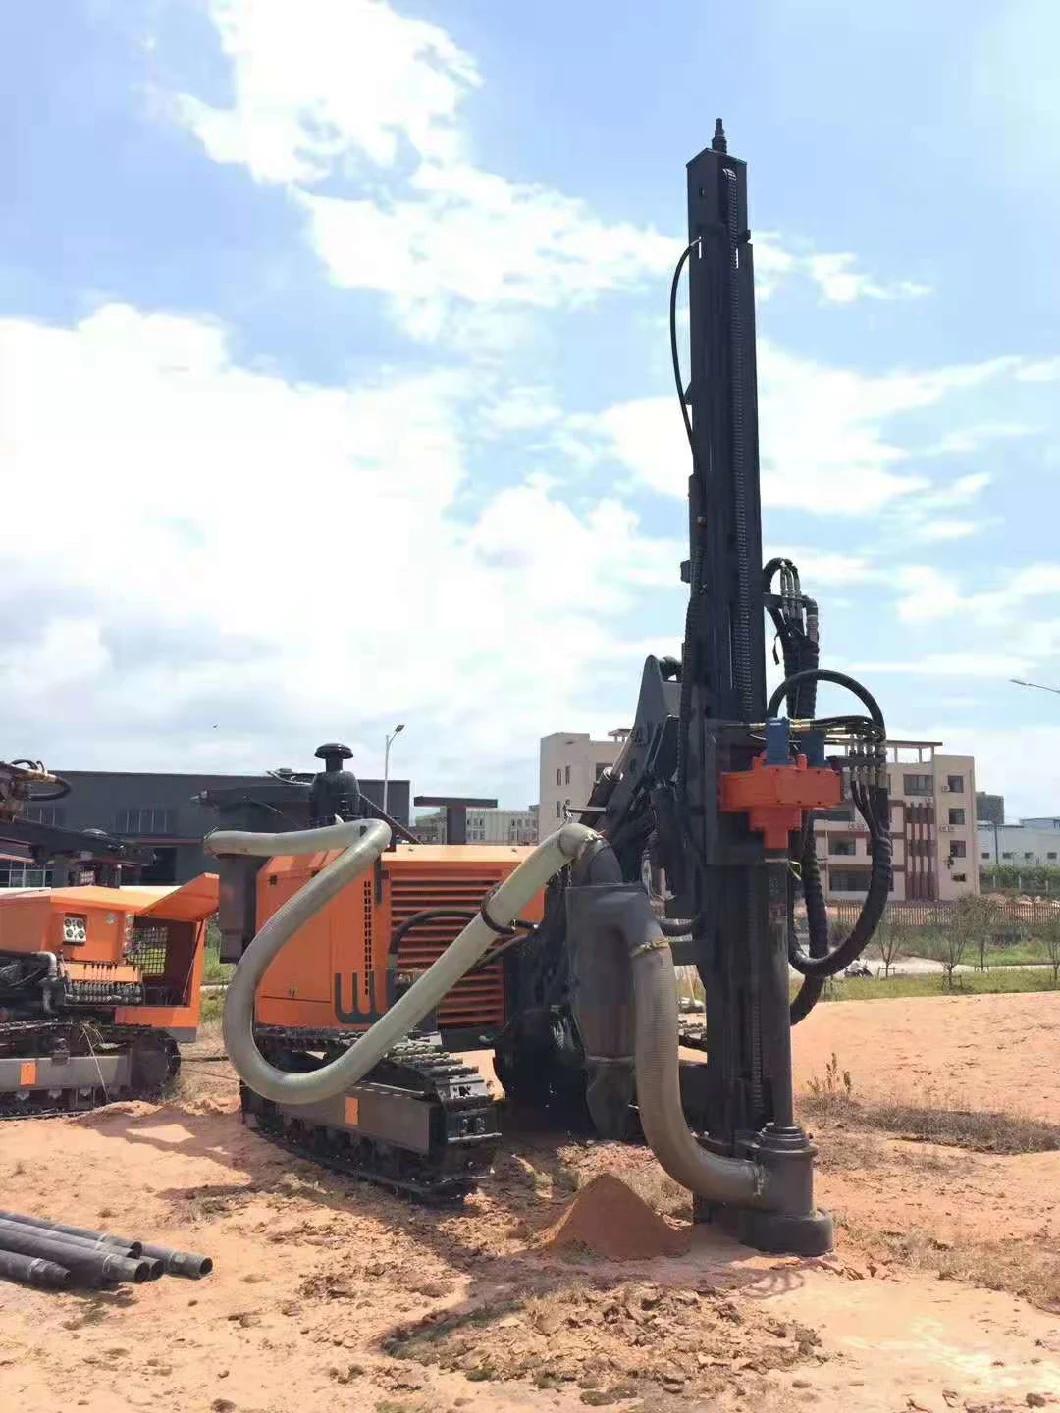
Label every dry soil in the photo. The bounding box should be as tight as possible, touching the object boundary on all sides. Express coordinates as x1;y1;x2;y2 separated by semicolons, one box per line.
0;991;1057;1413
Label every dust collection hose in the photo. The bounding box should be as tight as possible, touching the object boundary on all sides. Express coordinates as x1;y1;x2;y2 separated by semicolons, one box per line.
205;818;601;1106
573;868;769;1208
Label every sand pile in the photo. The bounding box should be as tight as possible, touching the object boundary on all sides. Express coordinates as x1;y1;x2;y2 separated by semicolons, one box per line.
537;1173;689;1260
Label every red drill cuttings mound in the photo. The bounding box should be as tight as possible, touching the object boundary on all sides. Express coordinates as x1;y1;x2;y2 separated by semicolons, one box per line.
538;1174;690;1261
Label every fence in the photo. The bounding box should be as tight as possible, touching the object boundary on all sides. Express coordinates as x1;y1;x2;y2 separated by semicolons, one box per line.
830;898;1060;935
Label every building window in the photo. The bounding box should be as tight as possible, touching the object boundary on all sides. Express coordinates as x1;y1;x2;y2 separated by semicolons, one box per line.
555;801;561;817
946;775;965;793
981;851;990;860
948;808;965;826
564;764;571;785
22;805;66;827
830;838;856;857
1049;853;1058;862
829;868;872;893
556;768;561;787
904;774;932;796
818;807;853;823
952;873;967;883
1002;852;1013;860
1024;852;1034;861
0;863;53;888
949;840;967;859
115;807;177;835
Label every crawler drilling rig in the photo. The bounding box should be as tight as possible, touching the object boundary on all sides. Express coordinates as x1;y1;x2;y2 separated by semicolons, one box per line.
0;759;217;1113
207;126;889;1254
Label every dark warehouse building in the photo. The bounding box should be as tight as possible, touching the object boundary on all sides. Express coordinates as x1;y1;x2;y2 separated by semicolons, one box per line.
6;769;411;886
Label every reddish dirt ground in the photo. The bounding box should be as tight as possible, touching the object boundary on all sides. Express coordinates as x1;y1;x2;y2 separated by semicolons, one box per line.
0;992;1056;1413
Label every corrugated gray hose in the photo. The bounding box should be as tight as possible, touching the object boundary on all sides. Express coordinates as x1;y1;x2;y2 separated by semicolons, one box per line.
205;817;601;1106
617;886;768;1206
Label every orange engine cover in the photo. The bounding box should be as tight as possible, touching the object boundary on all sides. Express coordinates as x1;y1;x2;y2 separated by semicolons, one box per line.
254;845;544;1035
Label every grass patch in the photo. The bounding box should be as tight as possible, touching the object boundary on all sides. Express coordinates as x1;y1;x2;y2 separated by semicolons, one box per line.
844;1218;1060;1314
203;924;233;985
201;992;225;1024
803;1092;1060;1154
797;966;1056;1004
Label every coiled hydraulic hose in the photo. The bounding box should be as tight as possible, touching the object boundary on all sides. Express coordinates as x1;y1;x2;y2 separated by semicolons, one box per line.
205;818;600;1105
768;667;891;980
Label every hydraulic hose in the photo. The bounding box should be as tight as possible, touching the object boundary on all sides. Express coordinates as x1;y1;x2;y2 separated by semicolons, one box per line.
767;668;884;735
205;818;600;1106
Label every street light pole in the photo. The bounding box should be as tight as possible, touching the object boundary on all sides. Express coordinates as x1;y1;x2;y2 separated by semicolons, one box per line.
383;724;405;816
1011;678;1060;697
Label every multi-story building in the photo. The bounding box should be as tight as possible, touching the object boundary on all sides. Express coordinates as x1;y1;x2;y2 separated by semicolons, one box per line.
0;768;410;887
538;730;630;839
414;806;539;845
814;740;978;901
978;816;1060;868
976;791;1005;826
537;730;977;901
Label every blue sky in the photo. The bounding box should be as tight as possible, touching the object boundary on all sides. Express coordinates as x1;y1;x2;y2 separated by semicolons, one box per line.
3;0;1060;816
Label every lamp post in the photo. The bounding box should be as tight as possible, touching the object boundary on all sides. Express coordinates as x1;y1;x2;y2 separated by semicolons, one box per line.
383;724;405;816
1011;678;1060;696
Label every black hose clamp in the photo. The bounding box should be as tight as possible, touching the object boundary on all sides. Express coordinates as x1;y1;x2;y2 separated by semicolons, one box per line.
478;887;516;937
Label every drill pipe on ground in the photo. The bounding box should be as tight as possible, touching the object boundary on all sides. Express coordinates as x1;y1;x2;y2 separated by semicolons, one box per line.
138;1243;212;1279
0;1210;212;1279
0;1216;141;1260
0;1209;142;1256
0;1248;70;1290
0;1220;159;1277
0;1224;152;1286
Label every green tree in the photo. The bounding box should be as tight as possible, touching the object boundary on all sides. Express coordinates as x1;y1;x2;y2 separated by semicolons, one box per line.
1041;914;1060;989
923;896;998;990
874;913;906;979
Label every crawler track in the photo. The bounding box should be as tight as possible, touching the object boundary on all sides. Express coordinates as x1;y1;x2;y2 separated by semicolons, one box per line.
244;1028;500;1203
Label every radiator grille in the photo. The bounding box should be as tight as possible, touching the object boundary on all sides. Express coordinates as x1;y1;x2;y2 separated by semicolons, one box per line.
362;878;373;983
129;922;168;977
389;874;506;1030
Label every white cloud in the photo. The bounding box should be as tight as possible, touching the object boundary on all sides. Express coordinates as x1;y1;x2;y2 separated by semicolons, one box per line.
893;567;967;623
296;171;675;339
908;518;983;543
923;423;1032;457
172;0;938;341
802;252;931;304
589;343;1026;517
931;725;1060;819
174;0;478;183
853;652;1031;678
0;304;680;797
1016;357;1060;383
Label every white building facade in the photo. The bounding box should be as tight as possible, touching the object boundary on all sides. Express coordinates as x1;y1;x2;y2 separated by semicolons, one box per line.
978;817;1060;868
814;741;978;901
538;730;629;839
414;806;539;845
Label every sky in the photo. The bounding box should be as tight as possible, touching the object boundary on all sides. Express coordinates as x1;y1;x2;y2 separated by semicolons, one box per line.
3;0;1060;817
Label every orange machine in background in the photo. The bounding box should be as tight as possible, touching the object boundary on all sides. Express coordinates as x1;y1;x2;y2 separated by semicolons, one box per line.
254;844;544;1035
0;874;218;1113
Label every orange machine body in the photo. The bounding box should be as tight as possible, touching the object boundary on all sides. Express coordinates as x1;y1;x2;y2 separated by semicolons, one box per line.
719;753;842;851
255;844;543;1036
0;874;218;1034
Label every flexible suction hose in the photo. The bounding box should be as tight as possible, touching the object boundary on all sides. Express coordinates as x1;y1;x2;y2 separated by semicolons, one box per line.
629;902;768;1206
577;881;768;1206
205;818;600;1105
